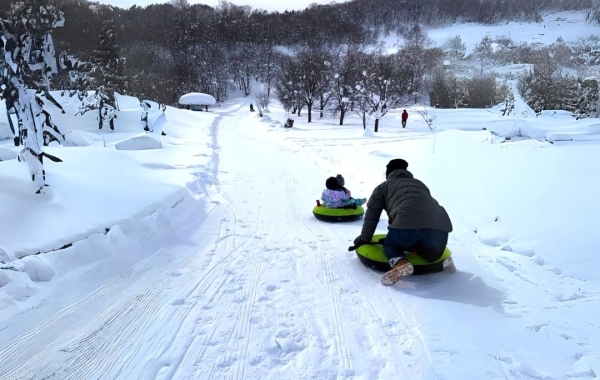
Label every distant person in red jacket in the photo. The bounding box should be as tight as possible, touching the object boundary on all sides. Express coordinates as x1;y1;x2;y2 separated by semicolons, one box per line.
401;109;408;128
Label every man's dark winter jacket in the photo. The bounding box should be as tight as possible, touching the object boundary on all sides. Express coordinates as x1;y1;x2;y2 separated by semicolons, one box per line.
360;169;453;241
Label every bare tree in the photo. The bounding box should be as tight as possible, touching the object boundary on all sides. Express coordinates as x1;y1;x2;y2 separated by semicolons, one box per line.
331;44;366;125
253;84;270;116
273;56;303;114
293;45;333;123
442;35;466;65
359;47;409;132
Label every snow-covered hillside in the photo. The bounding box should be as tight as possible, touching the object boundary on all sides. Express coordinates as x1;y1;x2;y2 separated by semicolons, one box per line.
382;10;600;55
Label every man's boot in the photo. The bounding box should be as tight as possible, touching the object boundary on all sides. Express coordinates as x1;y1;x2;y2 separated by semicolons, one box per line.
381;258;414;286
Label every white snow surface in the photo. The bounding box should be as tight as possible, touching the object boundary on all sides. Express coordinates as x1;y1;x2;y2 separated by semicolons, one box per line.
1;12;600;379
1;89;599;379
178;92;217;106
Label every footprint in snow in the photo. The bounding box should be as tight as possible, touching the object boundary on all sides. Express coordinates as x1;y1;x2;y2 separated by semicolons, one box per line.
273;338;306;354
496;257;518;272
526;323;549;332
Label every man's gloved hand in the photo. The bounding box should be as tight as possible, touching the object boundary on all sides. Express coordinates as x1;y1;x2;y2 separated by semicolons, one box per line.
353;236;370;247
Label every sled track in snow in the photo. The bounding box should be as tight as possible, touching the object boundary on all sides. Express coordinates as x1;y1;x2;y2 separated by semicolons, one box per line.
158;187;266;380
0;203;224;380
295;221;426;379
161;107;285;379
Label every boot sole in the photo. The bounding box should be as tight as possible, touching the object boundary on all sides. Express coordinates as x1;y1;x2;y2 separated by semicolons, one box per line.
443;257;454;270
381;263;414;286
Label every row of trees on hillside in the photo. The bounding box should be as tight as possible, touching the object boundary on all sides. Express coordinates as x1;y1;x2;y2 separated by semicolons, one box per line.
0;0;591;107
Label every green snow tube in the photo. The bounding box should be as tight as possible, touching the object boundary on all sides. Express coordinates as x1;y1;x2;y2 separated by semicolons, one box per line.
356;234;453;275
313;205;364;223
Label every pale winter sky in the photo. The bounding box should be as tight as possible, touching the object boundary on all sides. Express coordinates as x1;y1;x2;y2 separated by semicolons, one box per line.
93;0;345;12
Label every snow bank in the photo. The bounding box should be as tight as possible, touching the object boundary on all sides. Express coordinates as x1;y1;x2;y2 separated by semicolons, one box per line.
361;127;375;137
0;147;17;161
115;134;162;150
63;131;106;147
115;92;145;110
0;92;218;319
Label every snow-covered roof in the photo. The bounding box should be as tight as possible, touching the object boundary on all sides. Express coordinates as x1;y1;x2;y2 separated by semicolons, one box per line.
178;93;216;106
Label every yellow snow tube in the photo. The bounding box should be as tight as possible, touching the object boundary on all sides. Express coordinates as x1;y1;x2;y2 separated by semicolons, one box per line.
312;205;364;222
356;234;452;274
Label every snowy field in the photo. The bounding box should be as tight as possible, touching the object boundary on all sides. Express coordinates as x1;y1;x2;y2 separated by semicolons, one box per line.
1;10;600;380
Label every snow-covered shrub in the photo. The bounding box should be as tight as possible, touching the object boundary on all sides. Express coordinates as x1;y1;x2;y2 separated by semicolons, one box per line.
463;74;504;108
254;87;270;116
574;78;600;119
571;35;600;67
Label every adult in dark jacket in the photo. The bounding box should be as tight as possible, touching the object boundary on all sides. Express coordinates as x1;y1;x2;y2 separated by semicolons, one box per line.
401;109;408;128
353;158;453;286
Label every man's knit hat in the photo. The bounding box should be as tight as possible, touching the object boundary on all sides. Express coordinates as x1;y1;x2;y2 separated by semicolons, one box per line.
386;159;409;178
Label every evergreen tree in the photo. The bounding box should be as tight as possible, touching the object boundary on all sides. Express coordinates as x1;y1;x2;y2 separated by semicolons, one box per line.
575;78;600;119
92;20;128;107
473;35;494;74
463;74;500;108
84;20;127;130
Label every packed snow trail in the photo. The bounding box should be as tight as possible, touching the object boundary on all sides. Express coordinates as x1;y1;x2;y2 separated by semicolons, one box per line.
156;103;438;380
0;100;435;379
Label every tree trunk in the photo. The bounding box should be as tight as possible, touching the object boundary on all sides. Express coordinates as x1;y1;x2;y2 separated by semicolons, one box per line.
339;108;345;125
374;118;379;132
362;111;366;129
308;103;312;123
320;94;324;118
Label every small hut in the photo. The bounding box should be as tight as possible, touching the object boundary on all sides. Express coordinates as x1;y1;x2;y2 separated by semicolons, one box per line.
178;93;216;111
